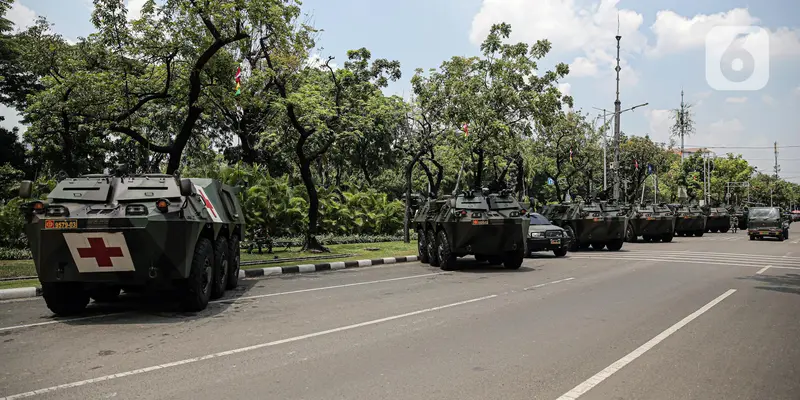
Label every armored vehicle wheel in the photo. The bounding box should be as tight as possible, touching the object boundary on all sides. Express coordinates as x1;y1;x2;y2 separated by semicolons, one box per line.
591;242;605;250
226;235;241;290
179;238;214;312
750;235;755;240
42;282;89;316
778;233;785;242
579;243;590;250
436;230;457;271
606;240;623;251
89;286;121;303
503;248;525;269
211;236;229;300
642;235;651;242
553;248;567;257
417;230;430;264
426;230;439;267
625;225;636;242
487;256;503;265
475;254;489;263
721;227;729;233
661;233;674;243
651;236;662;243
695;231;704;237
785;230;789;240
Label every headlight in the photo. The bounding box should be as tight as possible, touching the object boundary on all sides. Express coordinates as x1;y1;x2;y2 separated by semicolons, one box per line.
529;231;544;237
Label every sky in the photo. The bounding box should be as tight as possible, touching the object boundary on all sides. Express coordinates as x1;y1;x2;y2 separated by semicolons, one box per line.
2;0;799;182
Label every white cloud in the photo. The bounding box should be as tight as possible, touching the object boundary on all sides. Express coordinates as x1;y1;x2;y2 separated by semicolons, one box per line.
795;86;800;96
762;95;776;105
645;109;673;143
647;8;800;58
126;0;148;21
725;96;747;104
7;1;37;30
469;0;646;82
569;57;598;77
709;118;745;133
305;53;338;70
558;82;572;97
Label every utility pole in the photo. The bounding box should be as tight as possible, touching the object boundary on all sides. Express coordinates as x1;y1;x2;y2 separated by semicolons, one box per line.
602;110;608;191
679;91;686;163
612;25;622;201
772;141;779;207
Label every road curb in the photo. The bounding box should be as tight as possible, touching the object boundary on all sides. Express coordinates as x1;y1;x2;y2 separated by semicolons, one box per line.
238;255;419;279
0;254;420;301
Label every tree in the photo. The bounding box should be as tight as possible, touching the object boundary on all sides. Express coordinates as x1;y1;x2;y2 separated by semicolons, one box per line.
441;23;570;190
618;135;673;204
534;111;596;201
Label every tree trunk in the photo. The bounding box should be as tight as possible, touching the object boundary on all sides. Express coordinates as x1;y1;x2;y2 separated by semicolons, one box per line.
515;157;524;196
473;148;484;189
299;159;329;252
403;159;416;243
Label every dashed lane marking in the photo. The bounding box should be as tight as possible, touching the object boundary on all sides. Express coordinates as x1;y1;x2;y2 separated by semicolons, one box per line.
756;265;771;275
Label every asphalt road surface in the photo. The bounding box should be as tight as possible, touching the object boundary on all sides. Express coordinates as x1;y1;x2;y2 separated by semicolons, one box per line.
1;231;799;400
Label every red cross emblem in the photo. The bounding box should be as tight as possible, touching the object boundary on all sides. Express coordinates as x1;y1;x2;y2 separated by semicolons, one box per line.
198;190;218;218
77;237;124;267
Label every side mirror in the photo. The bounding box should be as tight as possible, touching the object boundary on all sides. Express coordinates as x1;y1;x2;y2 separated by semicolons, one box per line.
19;181;33;199
180;179;195;197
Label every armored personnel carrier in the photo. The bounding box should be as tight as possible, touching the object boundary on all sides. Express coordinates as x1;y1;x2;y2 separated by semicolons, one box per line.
541;200;626;251
703;207;730;233
18;173;245;316
623;203;676;242
667;204;706;236
413;189;529;271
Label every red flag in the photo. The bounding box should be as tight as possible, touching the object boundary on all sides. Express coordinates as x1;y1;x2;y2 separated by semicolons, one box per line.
462;123;469;137
635;159;639;169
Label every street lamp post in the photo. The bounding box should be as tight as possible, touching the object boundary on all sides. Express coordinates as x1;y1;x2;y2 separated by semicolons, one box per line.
592;103;648;195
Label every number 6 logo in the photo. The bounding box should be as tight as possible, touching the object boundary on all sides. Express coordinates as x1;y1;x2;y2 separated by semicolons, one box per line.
705;25;769;91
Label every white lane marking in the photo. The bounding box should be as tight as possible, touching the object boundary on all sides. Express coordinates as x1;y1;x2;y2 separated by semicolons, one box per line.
524;277;575;291
756;265;771;275
556;289;736;400
579;251;800;266
212;272;447;304
568;256;800;271
630;250;800;261
0;272;447;333
0;294;497;400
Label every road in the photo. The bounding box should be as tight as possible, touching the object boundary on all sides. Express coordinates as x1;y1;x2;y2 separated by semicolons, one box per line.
1;231;799;400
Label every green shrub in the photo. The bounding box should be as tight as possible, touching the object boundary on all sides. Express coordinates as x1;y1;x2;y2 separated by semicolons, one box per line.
0;247;31;260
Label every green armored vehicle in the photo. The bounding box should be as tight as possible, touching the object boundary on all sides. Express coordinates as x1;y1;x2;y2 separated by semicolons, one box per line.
623;203;676;242
703;207;730;233
667;204;706;236
18;173;245;316
747;206;790;241
413;189;529;271
541;200;626;251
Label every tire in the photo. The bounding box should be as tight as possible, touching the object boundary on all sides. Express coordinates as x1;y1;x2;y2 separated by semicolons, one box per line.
211;236;228;300
179;237;214;312
661;233;674;243
436;230;457;271
553;248;567;257
579;243;590;250
89;286;121;303
750;235;755;241
625;225;636;242
427;230;439;267
721;227;729;233
591;242;605;250
606;239;623;251
475;254;489;263
503;248;525;269
695;231;704;237
565;226;579;251
42;282;89;316
642;235;652;243
226;235;241;290
417;229;430;264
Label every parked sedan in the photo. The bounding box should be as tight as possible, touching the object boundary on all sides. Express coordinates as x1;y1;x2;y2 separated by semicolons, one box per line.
527;212;570;257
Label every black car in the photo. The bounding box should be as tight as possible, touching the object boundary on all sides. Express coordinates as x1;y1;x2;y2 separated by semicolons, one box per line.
526;213;570;257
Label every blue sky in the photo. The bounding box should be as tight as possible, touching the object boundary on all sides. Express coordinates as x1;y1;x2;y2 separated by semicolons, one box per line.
3;0;799;182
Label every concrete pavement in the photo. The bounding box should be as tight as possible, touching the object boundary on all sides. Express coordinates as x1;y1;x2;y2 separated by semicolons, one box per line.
1;231;798;399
